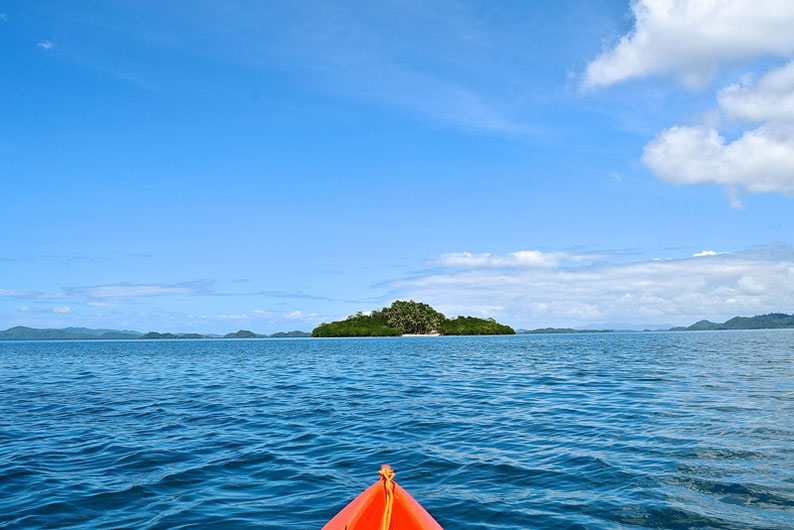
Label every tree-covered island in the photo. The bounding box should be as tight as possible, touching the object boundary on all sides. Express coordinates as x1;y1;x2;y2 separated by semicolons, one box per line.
311;300;515;337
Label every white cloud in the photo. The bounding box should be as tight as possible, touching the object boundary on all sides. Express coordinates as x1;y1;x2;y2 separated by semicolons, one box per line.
642;61;794;204
37;41;54;51
429;250;604;269
643;124;794;203
693;250;720;256
585;3;794;202
390;244;794;327
584;0;794;89
718;61;794;122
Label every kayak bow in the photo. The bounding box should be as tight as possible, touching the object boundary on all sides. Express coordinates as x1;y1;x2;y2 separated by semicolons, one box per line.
323;465;443;530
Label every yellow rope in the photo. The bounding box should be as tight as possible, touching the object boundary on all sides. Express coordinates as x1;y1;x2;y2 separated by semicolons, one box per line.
379;466;396;530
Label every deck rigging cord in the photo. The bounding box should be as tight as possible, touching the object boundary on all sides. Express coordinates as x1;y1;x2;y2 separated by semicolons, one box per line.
379;465;396;530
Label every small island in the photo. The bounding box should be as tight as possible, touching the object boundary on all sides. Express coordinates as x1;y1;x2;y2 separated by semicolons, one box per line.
311;300;515;337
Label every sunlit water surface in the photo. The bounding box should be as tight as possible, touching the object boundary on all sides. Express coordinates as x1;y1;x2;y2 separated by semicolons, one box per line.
1;331;793;528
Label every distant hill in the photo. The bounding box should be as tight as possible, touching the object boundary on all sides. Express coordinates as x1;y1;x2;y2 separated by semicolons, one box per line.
0;326;96;340
0;326;212;340
269;330;311;338
0;326;143;340
223;329;310;338
140;332;213;339
0;325;317;340
673;313;794;331
61;327;142;337
522;328;585;334
97;331;142;339
224;329;266;338
520;327;615;334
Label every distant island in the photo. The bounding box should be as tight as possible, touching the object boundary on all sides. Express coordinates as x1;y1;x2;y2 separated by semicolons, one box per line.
3;312;793;341
0;326;311;341
223;329;311;338
520;327;615;334
668;313;794;331
517;312;794;334
311;300;515;337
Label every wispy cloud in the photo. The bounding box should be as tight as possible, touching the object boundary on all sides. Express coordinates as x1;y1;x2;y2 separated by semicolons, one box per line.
429;250;608;269
19;305;72;314
65;281;210;298
1;281;212;301
0;280;331;307
0;254;94;263
191;308;319;323
284;310;318;320
0;288;35;297
86;300;121;307
212;289;331;301
388;243;794;327
78;2;530;134
37;41;54;51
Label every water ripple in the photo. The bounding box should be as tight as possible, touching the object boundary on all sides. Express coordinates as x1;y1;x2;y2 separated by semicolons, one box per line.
1;331;793;528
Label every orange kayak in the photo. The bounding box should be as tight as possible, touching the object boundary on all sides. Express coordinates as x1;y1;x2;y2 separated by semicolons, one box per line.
323;465;443;530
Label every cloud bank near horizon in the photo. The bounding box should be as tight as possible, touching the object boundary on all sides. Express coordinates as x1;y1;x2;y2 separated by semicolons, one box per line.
389;244;794;327
3;245;794;330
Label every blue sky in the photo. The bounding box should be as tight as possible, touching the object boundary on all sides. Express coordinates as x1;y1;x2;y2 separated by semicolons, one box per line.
2;0;793;332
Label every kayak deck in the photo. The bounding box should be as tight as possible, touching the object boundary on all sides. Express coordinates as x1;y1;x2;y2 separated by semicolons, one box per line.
323;465;443;530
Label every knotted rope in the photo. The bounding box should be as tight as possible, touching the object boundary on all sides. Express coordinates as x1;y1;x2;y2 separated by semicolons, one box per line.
378;465;396;530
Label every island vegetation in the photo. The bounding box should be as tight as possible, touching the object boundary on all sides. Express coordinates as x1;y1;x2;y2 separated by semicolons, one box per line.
312;314;401;337
439;316;515;335
311;300;515;337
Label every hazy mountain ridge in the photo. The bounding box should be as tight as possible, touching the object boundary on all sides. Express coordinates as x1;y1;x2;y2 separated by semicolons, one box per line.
520;313;794;334
0;326;310;340
670;313;794;331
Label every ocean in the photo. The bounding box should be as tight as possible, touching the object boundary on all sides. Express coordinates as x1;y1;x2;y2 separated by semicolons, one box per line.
1;331;792;528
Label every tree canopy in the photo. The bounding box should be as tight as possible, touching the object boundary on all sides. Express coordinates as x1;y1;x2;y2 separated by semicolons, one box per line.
372;300;446;334
311;300;515;337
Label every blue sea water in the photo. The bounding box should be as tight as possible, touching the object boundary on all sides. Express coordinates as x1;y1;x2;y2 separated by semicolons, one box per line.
1;331;793;529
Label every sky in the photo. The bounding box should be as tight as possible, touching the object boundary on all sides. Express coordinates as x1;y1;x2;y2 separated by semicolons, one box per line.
1;0;793;333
